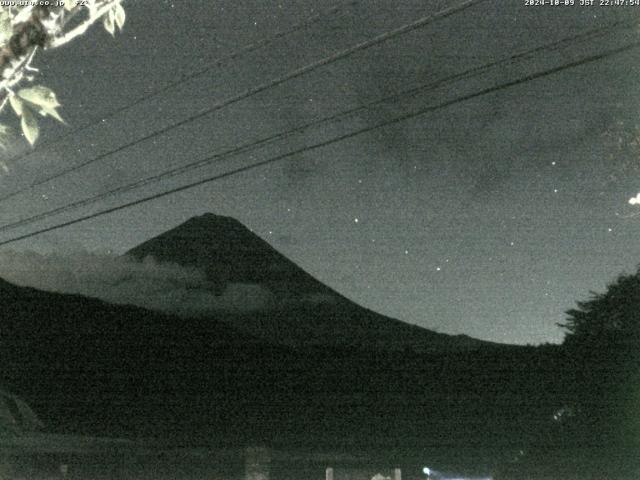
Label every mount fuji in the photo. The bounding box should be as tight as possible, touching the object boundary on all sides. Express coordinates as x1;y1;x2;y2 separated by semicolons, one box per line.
126;213;489;352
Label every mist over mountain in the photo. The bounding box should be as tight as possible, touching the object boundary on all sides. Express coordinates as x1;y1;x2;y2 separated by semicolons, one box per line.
0;215;348;318
0;250;275;316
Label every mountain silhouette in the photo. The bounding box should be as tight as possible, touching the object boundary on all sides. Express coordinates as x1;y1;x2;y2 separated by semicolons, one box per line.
126;213;488;352
127;213;337;298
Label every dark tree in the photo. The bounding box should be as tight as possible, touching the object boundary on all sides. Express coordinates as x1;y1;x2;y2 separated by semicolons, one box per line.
556;268;640;474
560;268;640;352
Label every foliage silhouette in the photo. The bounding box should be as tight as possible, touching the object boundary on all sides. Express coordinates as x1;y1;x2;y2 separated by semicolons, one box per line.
561;268;640;352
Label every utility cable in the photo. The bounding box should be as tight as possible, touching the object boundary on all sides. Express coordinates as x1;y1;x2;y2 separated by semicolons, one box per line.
0;0;360;195
1;39;636;246
0;0;488;205
0;20;632;235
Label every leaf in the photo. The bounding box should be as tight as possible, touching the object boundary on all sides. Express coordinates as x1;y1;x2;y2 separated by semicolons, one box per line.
39;104;65;124
103;10;116;36
0;9;12;46
16;86;65;125
9;95;24;117
114;3;125;31
17;86;61;110
20;107;39;146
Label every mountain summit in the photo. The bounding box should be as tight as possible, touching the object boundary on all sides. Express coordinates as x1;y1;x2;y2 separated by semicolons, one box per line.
127;213;339;299
126;213;488;352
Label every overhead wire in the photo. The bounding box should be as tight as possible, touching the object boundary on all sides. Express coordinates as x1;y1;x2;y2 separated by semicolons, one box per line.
0;0;360;200
0;19;634;235
0;0;488;205
1;39;637;246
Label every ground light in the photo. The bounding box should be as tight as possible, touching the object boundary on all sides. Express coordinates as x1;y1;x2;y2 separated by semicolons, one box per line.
422;466;493;480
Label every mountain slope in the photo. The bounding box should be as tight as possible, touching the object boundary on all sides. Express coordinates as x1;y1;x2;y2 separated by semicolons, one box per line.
126;213;489;352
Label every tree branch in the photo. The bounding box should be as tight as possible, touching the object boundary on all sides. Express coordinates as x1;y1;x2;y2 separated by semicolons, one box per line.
0;1;125;147
49;0;124;48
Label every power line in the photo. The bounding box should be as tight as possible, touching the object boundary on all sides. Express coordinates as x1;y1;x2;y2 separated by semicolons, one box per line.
1;40;637;247
0;1;359;192
0;20;632;235
0;0;488;205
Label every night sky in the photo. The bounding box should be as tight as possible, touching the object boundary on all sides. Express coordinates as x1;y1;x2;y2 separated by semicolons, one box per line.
1;0;640;345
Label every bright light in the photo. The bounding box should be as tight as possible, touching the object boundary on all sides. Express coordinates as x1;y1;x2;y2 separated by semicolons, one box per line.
422;467;431;475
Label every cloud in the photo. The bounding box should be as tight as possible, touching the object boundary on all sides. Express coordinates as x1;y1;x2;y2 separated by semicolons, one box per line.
0;250;275;316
